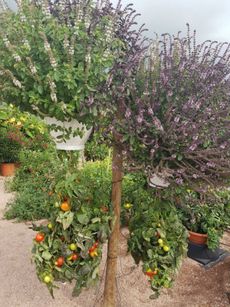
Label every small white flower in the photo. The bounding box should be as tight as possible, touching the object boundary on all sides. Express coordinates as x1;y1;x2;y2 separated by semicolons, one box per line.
23;39;30;49
13;78;22;88
174;116;180;123
20;14;26;22
51;92;57;102
13;54;21;62
3;36;10;48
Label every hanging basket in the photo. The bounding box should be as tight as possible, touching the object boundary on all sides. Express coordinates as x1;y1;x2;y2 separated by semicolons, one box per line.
44;117;92;151
148;173;170;188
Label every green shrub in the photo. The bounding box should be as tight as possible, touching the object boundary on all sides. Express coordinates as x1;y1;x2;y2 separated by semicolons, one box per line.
0;104;53;163
0;126;21;162
5;148;60;221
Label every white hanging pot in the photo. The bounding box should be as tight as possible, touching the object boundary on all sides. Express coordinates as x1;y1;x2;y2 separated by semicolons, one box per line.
148;173;170;188
44;117;92;151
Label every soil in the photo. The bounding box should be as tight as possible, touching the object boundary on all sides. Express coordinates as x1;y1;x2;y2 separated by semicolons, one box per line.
1;176;230;307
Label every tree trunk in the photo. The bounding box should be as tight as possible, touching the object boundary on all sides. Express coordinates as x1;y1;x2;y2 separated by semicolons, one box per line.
103;136;123;307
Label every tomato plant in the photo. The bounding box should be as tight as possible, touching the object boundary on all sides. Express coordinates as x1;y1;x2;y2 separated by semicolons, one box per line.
128;197;188;298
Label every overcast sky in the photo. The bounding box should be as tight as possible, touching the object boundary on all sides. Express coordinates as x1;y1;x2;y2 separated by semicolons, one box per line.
5;0;230;42
112;0;230;42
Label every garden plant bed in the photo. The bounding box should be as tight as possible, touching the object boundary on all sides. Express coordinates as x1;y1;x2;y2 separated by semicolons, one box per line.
1;177;230;307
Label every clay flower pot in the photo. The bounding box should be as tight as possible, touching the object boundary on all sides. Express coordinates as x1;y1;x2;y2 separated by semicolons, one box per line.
188;230;208;245
0;162;16;177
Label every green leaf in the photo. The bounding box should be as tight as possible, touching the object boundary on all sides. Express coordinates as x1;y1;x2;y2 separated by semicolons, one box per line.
79;264;91;276
56;211;74;230
37;85;43;94
92;266;99;280
64;269;72;279
77;213;90;225
142;230;151;242
91;217;101;223
41;250;52;260
147;249;153;259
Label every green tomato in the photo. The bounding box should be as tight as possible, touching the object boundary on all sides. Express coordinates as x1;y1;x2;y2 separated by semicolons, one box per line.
43;275;51;284
69;243;77;251
158;239;163;245
47;223;53;230
163;245;170;252
124;203;133;209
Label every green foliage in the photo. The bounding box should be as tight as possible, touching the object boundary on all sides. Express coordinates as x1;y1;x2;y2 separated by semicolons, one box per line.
0;1;120;126
176;188;230;250
85;129;110;161
128;198;188;297
0;126;21;162
0;104;53;163
5;183;50;220
0;104;50;142
121;172;147;226
5;148;60;220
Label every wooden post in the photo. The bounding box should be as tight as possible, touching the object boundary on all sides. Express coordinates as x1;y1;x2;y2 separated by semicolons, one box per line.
103;134;123;307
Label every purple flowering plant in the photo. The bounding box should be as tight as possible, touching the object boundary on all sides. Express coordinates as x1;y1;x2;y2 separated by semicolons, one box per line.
120;26;230;187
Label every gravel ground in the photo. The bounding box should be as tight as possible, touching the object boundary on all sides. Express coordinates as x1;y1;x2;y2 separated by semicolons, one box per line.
1;176;230;307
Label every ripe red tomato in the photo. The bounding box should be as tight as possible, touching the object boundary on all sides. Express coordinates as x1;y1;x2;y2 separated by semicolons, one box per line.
145;269;158;279
93;241;99;248
71;253;78;261
89;246;95;253
35;233;45;243
55;256;64;267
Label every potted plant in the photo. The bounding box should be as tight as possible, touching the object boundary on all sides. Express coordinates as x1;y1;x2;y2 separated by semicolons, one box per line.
0;127;22;176
176;189;230;250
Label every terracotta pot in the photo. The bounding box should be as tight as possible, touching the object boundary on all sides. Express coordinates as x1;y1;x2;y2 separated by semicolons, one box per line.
188;230;208;245
0;163;16;177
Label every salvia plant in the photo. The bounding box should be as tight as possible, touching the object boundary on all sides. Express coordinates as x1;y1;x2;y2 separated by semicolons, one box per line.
120;26;230;187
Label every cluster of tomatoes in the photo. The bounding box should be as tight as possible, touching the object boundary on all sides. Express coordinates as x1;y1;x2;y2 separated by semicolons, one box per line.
144;225;171;281
88;241;99;258
35;228;99;284
157;238;170;252
145;268;158;279
155;224;170;252
34;196;102;285
35;232;80;282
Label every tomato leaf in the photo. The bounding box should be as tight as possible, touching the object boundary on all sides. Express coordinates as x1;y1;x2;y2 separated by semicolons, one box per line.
41;250;52;260
56;211;74;230
77;213;90;225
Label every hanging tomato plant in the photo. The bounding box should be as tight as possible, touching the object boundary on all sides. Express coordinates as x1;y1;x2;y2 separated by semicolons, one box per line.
31;159;113;297
128;199;188;298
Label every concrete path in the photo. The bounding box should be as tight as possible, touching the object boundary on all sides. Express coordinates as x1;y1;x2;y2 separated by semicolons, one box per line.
1;176;230;307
